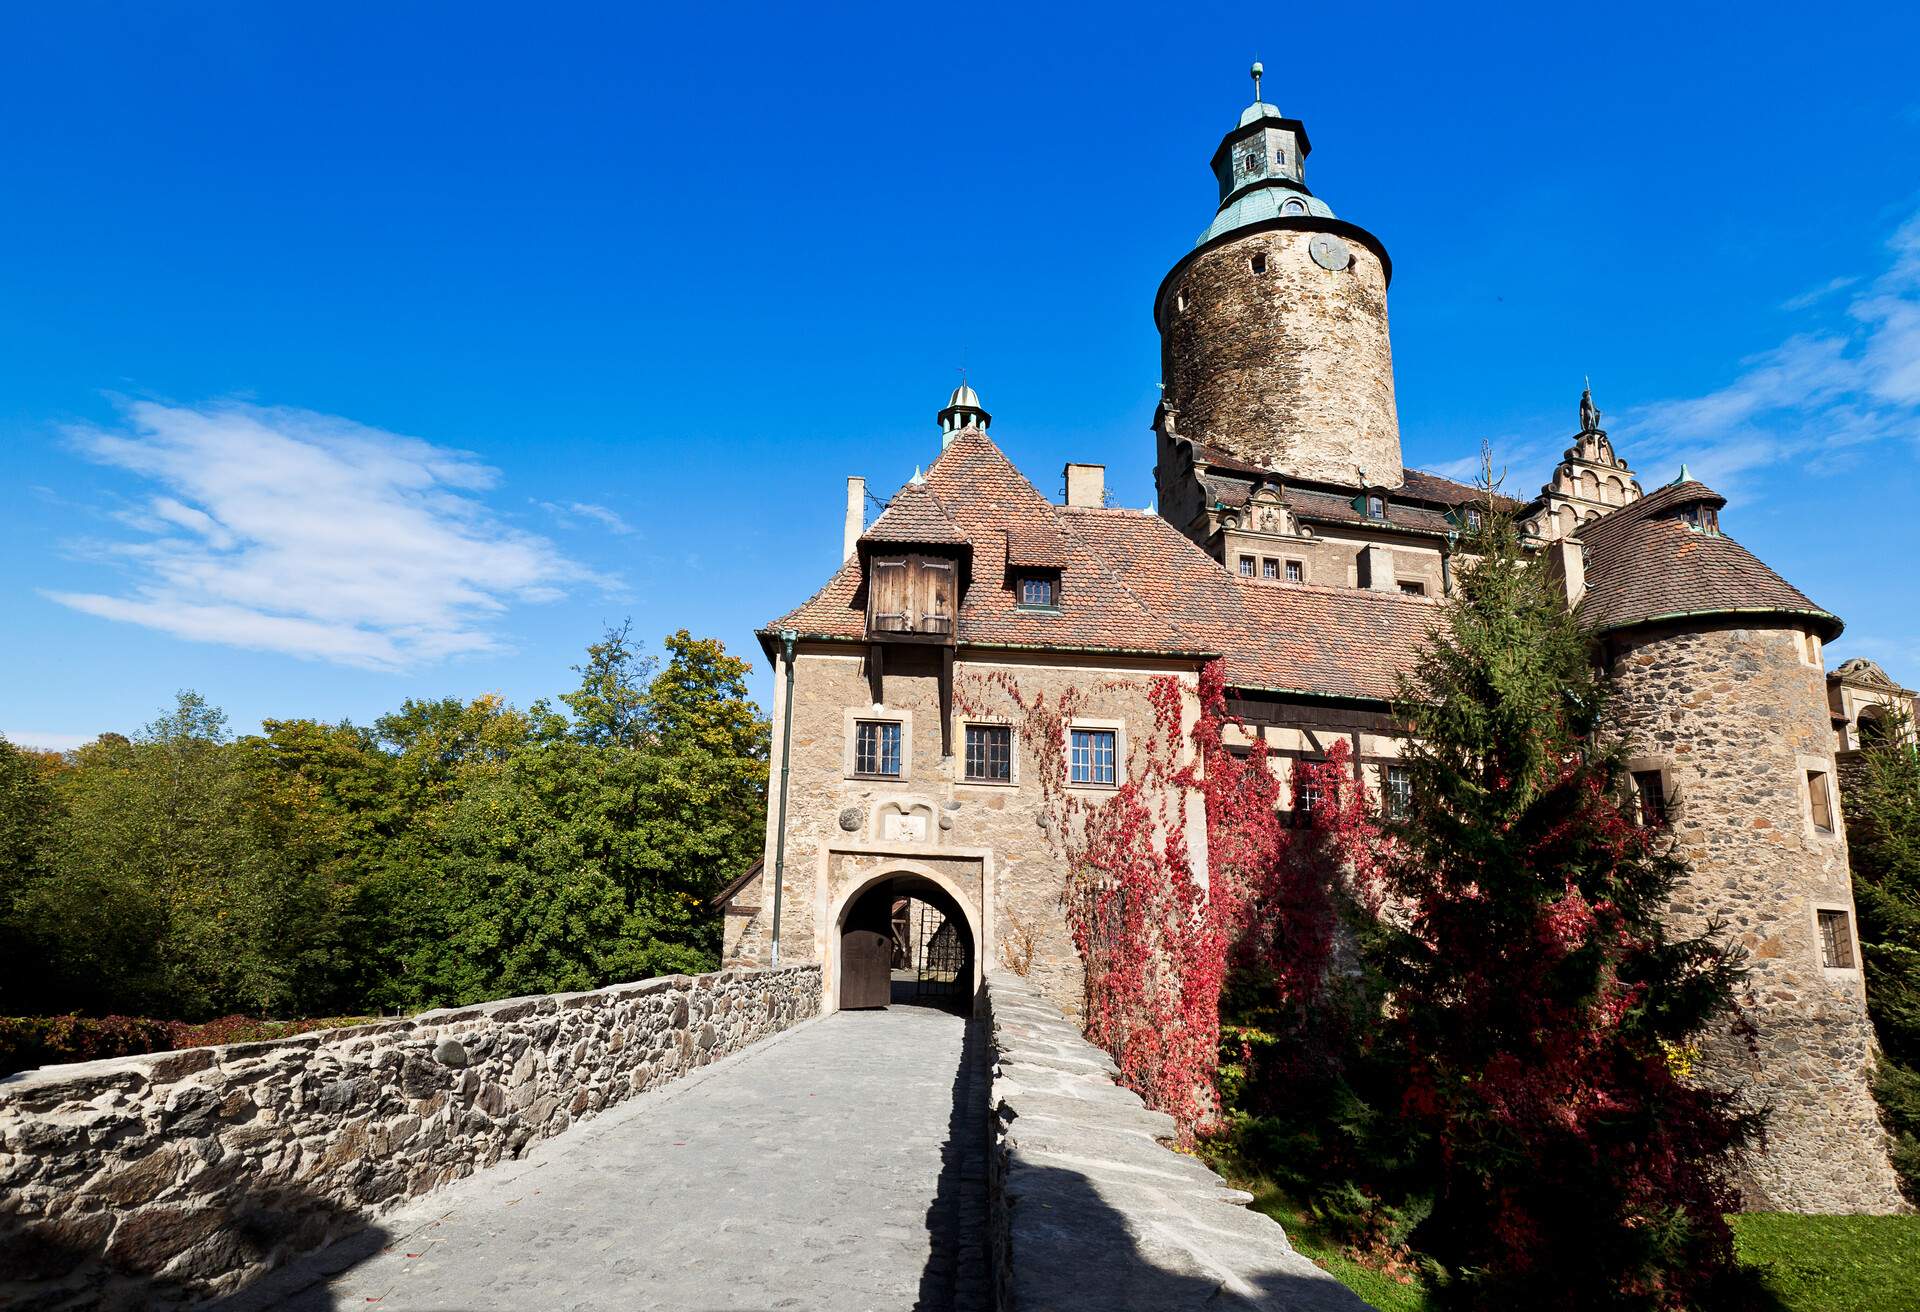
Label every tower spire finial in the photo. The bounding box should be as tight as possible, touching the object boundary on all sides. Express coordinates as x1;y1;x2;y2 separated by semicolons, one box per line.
1250;59;1264;105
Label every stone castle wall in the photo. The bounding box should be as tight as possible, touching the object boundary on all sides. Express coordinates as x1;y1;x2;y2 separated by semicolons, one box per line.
1605;620;1904;1212
738;646;1204;1019
1161;227;1400;489
0;965;821;1309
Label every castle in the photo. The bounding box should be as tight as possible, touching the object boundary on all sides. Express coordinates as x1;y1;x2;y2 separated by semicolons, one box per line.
718;71;1916;1213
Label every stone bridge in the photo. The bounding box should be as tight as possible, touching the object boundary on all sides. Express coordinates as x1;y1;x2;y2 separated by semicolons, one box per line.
0;967;1368;1311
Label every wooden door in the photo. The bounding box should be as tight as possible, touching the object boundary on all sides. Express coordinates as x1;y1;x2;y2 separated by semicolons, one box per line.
840;928;892;1009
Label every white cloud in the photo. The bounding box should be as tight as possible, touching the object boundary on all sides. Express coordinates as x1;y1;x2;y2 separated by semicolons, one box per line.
49;401;602;671
539;499;638;535
1616;208;1920;494
1;731;98;752
1780;275;1858;312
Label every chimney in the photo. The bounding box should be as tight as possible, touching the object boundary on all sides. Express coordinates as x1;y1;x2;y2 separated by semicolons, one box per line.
843;477;865;561
1063;463;1106;509
1545;537;1587;608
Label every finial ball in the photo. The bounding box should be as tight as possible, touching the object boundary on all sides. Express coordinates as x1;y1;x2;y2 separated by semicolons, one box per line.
1251;60;1264;79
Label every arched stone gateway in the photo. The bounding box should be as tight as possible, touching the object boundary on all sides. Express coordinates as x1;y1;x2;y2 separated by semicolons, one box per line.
830;868;980;1014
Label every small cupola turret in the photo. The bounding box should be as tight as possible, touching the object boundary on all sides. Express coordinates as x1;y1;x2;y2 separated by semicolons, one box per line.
938;381;991;447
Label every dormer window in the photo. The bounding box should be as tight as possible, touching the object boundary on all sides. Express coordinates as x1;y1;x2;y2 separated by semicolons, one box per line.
1367;495;1386;520
867;552;959;641
1016;573;1058;610
1466;508;1482;529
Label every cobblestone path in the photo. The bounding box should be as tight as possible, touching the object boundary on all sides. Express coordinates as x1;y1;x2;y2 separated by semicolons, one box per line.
272;1005;987;1312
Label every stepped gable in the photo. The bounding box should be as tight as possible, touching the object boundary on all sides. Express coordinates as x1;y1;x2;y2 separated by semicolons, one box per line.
765;429;1205;658
1058;506;1435;702
1575;479;1842;639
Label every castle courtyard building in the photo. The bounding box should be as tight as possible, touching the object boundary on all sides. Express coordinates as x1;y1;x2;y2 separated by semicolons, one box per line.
721;74;1908;1214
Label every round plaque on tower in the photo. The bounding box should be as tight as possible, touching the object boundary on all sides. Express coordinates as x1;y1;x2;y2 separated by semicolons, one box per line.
1309;234;1351;271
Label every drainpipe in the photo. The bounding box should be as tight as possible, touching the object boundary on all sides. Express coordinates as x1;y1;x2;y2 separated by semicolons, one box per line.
769;628;797;965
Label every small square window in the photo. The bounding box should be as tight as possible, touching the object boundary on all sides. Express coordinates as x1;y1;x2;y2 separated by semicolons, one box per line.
1632;770;1668;827
1293;764;1324;826
1070;728;1117;786
1262;558;1279;579
854;720;902;777
1018;575;1056;609
1385;765;1413;820
1807;770;1834;832
1817;909;1856;969
1284;559;1304;583
964;724;1012;782
1238;556;1255;577
1398;581;1426;596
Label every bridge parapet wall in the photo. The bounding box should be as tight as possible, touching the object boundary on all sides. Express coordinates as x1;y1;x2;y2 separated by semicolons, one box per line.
0;964;821;1309
982;971;1371;1311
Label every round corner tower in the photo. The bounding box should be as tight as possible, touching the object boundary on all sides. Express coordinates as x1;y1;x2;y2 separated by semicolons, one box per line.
1156;67;1402;488
1583;481;1906;1213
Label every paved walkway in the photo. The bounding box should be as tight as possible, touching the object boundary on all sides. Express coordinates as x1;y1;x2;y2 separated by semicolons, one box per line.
269;1006;987;1312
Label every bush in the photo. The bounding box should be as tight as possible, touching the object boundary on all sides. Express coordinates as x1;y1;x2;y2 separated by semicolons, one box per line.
0;1014;174;1075
166;1014;376;1047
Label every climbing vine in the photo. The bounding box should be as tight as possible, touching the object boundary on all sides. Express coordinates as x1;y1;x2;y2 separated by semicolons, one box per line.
959;661;1388;1141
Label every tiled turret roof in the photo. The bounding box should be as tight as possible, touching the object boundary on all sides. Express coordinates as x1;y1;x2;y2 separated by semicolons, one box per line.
1575;480;1842;639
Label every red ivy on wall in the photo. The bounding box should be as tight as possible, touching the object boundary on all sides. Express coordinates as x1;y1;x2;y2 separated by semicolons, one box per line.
963;660;1389;1140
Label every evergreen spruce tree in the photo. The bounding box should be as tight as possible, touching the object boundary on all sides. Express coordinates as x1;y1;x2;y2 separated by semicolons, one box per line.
1842;707;1920;1201
1385;505;1760;1309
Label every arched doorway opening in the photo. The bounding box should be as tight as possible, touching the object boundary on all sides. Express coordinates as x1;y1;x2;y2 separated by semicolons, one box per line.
837;873;976;1013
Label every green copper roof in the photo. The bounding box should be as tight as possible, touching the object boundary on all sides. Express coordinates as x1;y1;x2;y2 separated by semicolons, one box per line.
1239;100;1284;128
1198;185;1336;246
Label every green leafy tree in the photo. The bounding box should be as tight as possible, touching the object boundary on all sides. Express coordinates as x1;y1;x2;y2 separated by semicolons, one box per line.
561;620;655;749
1844;707;1920;1201
0;739;67;1011
1382;511;1759;1309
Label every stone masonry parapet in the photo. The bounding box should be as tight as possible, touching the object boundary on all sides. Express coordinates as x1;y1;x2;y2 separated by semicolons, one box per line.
0;964;822;1309
982;971;1371;1311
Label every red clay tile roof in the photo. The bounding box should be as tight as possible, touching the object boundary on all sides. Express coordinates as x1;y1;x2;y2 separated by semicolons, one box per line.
1575;480;1842;639
765;428;1437;702
1059;507;1437;702
769;429;1205;658
859;479;968;546
1178;435;1521;512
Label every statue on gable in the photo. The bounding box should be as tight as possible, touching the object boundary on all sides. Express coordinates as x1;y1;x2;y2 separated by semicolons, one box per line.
1580;386;1602;433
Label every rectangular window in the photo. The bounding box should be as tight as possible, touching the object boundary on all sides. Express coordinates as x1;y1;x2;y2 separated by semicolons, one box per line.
1018;575;1055;609
1285;559;1304;582
1632;770;1668;827
1261;558;1279;579
1069;728;1117;786
1385;764;1413;820
854;720;902;777
1818;909;1856;969
1238;556;1255;577
964;724;1012;782
1808;769;1834;832
1294;765;1323;826
1398;581;1426;596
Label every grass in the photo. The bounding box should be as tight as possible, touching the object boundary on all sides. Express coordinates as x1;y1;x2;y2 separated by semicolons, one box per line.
1731;1212;1920;1312
1228;1171;1920;1312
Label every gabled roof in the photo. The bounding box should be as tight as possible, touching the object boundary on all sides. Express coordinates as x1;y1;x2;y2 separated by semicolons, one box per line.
767;429;1207;659
859;478;968;547
1176;434;1522;514
766;428;1438;697
1575;480;1842;639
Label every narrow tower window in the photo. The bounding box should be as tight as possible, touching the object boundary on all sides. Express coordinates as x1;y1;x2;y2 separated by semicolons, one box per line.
1632;770;1668;827
1807;769;1834;832
1817;909;1856;969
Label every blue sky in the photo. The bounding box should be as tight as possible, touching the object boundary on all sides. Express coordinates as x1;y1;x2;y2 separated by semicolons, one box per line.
4;3;1919;747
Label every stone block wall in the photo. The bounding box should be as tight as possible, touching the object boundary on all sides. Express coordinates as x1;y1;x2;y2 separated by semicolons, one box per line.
1606;620;1904;1212
982;971;1370;1311
0;964;821;1309
1159;227;1401;489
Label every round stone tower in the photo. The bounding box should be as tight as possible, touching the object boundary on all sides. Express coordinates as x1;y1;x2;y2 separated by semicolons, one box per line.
1156;67;1401;489
1579;480;1906;1212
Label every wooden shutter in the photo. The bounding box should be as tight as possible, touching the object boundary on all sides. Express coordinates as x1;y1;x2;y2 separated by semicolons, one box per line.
869;557;910;631
918;556;955;634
